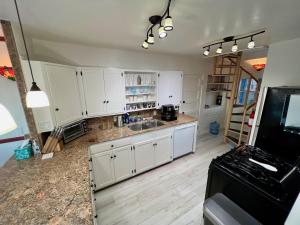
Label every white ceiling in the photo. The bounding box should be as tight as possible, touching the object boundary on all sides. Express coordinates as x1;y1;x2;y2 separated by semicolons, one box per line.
0;0;300;55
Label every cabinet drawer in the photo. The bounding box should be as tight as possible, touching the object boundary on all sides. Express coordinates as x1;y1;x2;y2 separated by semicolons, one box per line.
90;137;131;155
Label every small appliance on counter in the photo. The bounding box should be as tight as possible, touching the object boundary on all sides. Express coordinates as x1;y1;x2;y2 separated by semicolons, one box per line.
161;104;177;121
205;87;300;225
63;120;88;143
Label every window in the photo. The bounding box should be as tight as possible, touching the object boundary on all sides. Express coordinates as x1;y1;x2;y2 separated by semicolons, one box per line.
237;79;257;105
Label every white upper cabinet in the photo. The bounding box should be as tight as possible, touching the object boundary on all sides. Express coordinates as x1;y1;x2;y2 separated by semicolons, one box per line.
80;67;125;116
103;68;126;115
81;67;106;117
158;71;183;107
45;64;83;126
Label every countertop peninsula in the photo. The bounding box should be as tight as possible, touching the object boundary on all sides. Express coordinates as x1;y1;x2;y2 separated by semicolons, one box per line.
0;114;197;225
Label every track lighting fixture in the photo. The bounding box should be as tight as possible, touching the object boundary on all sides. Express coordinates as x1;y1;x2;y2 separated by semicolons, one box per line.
158;26;167;38
248;36;255;49
231;40;238;52
142;40;149;49
202;30;265;56
147;32;155;44
164;16;173;31
203;46;210;56
14;0;49;108
216;43;223;54
141;0;173;49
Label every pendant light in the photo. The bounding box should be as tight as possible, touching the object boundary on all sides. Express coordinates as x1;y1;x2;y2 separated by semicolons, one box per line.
14;0;49;108
0;104;17;135
216;43;223;54
231;40;238;52
163;16;173;31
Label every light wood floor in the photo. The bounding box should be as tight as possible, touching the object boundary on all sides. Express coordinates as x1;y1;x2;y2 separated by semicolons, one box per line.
95;133;231;225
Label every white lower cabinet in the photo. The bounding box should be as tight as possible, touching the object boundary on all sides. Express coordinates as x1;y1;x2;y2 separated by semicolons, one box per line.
92;151;115;189
114;146;133;182
91;124;195;190
154;135;173;166
92;145;133;189
134;140;155;174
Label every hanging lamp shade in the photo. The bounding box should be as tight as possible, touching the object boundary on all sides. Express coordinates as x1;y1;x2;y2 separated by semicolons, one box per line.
14;0;50;108
0;104;17;135
26;82;49;108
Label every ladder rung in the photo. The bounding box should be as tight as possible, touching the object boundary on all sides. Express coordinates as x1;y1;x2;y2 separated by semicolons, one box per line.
228;129;248;135
208;74;235;77
207;82;233;85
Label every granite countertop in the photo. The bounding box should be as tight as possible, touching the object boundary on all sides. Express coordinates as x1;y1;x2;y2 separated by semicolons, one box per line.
0;114;196;225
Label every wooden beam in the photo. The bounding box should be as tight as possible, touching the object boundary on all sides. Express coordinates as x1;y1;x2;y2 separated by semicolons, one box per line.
1;20;41;146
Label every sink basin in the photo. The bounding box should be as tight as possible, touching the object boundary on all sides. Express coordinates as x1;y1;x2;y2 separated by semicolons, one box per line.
128;120;165;131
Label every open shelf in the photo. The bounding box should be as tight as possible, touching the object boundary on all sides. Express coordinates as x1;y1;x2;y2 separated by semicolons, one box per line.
126;107;156;113
125;93;155;96
126;100;156;104
126;85;156;88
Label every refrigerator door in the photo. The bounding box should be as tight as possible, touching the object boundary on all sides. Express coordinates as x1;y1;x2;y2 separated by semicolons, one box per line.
173;124;195;158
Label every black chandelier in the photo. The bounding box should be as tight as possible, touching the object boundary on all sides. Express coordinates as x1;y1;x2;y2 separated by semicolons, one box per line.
202;30;266;56
142;0;173;49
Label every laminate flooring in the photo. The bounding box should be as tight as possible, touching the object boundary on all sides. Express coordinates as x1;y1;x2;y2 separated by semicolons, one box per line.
95;133;231;225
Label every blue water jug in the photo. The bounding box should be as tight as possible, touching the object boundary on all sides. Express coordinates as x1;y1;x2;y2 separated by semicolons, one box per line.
210;121;220;135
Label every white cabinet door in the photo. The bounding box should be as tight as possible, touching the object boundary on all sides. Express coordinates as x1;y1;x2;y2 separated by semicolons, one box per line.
92;151;115;189
134;140;155;174
169;71;183;106
81;67;106;117
104;69;125;114
154;135;173;166
158;71;183;107
113;145;133;182
45;64;83;126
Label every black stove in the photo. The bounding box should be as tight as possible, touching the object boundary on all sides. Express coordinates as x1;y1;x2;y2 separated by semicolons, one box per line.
205;87;300;225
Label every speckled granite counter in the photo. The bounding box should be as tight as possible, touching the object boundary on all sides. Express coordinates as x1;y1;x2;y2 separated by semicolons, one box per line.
0;114;196;225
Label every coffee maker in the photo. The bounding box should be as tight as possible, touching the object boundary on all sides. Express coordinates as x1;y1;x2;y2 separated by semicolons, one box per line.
161;104;177;121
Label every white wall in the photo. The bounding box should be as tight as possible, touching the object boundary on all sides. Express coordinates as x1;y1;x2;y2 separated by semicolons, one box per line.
30;39;212;75
249;37;300;144
0;76;29;167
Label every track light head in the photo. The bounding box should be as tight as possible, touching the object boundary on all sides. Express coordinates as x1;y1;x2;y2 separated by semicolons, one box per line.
248;36;255;49
203;47;210;56
216;44;223;54
164;16;173;31
147;33;155;44
231;40;238;52
158;26;167;38
142;40;149;49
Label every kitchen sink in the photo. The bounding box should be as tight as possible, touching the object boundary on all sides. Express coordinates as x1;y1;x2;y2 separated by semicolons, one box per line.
128;120;165;131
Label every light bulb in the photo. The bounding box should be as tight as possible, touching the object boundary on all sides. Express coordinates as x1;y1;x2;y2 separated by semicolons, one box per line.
216;45;223;54
203;48;210;56
142;40;149;49
26;82;50;108
158;26;167;38
0;104;17;135
232;42;238;52
147;34;154;44
163;16;173;31
248;37;255;49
